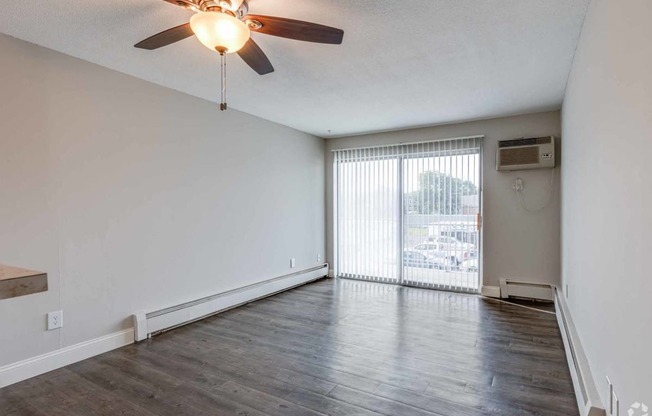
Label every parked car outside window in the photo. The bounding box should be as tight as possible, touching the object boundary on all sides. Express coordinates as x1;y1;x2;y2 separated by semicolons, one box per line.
460;258;479;272
423;236;477;258
403;250;450;269
411;243;463;266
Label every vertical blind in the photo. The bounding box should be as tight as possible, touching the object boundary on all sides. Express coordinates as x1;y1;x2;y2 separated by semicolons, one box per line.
335;145;401;283
334;136;483;292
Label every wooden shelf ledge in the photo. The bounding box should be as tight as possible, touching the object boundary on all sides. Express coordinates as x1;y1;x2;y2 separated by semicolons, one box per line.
0;264;48;300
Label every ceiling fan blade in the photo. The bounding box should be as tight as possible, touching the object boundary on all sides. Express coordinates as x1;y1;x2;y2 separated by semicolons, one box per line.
245;15;344;44
134;23;194;50
237;38;274;75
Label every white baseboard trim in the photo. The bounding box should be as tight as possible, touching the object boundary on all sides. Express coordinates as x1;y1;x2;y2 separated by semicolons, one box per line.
554;286;606;416
134;264;329;341
0;328;134;389
481;285;501;298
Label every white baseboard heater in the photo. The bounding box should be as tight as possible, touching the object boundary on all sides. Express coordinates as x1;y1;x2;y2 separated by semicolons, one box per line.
499;278;554;301
133;264;328;342
554;287;606;416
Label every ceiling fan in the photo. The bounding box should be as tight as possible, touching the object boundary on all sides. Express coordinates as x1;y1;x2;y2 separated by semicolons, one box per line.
135;0;344;110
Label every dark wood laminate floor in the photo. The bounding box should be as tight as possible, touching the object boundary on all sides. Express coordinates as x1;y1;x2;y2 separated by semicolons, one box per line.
0;278;578;416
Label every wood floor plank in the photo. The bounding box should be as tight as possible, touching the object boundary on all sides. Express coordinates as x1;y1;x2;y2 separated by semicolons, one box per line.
0;392;49;416
0;279;578;415
327;385;444;416
216;381;324;416
283;388;384;416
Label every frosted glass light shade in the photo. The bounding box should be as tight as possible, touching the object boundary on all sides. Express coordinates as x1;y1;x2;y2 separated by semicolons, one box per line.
190;12;250;53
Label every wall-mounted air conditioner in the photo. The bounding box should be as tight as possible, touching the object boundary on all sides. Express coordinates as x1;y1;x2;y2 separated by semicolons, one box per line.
496;136;555;171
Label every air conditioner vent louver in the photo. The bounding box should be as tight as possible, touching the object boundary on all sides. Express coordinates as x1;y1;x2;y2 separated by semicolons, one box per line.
500;147;540;166
496;136;556;171
498;136;552;148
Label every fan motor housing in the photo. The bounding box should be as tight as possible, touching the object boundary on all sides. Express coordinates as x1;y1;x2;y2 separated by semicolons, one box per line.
188;0;249;18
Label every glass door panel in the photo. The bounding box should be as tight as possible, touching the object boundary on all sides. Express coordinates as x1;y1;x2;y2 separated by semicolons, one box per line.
402;140;481;292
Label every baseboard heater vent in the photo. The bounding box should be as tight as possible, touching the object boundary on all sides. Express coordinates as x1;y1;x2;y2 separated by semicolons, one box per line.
499;278;554;301
554;287;606;416
133;264;328;342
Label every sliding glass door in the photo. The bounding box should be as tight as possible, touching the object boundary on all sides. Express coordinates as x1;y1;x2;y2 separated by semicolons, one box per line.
334;137;482;293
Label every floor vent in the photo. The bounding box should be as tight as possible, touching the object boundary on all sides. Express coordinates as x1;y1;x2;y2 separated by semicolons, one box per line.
133;264;328;341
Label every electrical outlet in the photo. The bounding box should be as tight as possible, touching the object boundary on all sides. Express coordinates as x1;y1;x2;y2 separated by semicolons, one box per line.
317;254;321;262
512;177;524;192
47;310;63;330
290;258;296;268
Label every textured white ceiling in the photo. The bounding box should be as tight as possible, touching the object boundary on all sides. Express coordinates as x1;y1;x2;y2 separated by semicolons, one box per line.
0;0;588;137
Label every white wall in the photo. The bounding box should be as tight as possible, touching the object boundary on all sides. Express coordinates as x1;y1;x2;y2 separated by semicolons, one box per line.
561;0;652;409
0;34;325;367
325;111;561;288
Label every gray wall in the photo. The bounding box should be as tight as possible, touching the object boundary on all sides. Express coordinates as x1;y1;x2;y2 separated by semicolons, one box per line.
561;0;652;408
325;111;561;288
0;34;325;366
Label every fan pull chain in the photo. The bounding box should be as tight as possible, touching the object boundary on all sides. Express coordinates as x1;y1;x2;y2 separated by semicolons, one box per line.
219;50;227;111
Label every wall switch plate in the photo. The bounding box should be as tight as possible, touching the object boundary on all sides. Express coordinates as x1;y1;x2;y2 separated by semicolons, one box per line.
47;310;63;330
290;258;296;268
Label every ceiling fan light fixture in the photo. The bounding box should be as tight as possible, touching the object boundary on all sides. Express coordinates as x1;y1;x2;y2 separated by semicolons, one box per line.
190;11;250;53
218;0;245;11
